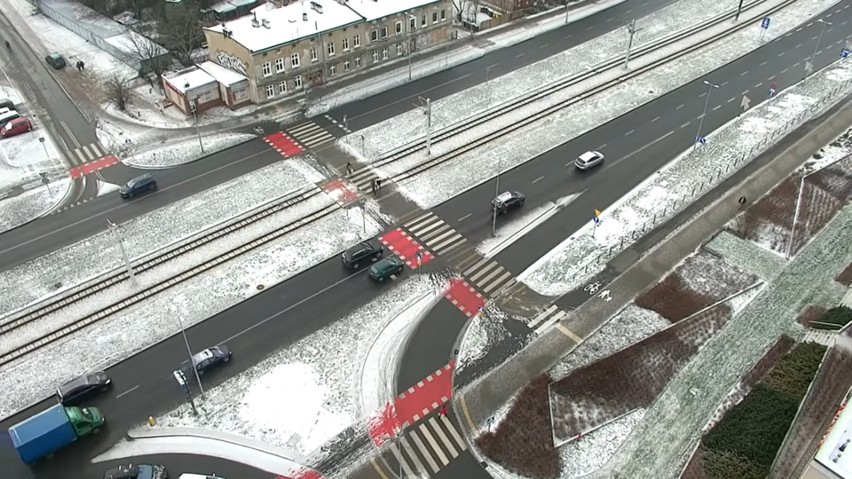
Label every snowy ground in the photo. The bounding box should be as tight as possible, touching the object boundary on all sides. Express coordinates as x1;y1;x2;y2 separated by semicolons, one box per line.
0;158;322;317
151;277;444;457
518;59;852;297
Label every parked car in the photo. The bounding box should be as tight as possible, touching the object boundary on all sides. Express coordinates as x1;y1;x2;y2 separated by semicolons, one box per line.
120;174;157;199
341;239;383;269
574;150;605;170
103;463;168;479
45;52;66;69
0;98;15;110
179;474;225;479
491;191;525;215
1;117;32;138
369;256;404;282
0;109;20;128
56;371;111;405
190;345;232;375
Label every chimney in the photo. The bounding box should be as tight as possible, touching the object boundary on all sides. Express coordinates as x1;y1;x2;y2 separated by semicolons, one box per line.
261;18;271;28
302;12;308;21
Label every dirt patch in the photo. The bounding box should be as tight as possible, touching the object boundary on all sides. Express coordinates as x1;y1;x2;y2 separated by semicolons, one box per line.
635;251;758;323
680;444;708;479
549;306;731;445
796;305;828;327
476;375;561;479
835;263;852;286
731;155;852;255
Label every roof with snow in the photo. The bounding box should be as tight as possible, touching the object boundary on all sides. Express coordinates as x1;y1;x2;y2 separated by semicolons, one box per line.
346;0;442;22
206;0;363;53
814;401;852;478
163;68;217;93
198;61;247;86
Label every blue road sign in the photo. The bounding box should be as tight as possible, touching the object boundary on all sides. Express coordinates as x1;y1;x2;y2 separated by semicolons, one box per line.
696;136;707;145
761;17;770;29
842;47;850;59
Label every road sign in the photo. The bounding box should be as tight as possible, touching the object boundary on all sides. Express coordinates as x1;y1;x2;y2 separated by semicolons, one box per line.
38;137;45;143
842;47;850;59
740;95;751;111
805;61;813;74
39;172;49;184
760;17;770;29
696;136;707;145
416;251;422;266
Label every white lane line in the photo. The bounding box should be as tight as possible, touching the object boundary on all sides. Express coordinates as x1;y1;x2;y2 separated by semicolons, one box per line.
795;43;802;49
116;385;139;399
625;129;635;136
564;34;572;39
680;121;691;129
699;91;707;97
515;53;525;58
540;43;550;48
781;68;788;74
606;17;614;22
585;25;593;30
740;70;749;76
727;97;735;103
609;131;675;168
759;61;768;66
755;82;763;88
741;89;750;95
720;81;728;86
651;116;660;122
532;176;545;184
458;213;472;222
712;105;722;111
596;143;608;150
676;104;684;110
778;51;786;57
767;75;776;81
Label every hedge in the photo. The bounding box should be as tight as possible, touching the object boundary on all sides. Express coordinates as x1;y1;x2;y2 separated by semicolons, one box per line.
702;448;765;479
811;306;852;330
761;341;826;398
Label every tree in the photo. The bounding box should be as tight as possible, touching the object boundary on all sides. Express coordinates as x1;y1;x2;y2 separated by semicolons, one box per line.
104;74;131;112
154;0;205;67
122;27;171;80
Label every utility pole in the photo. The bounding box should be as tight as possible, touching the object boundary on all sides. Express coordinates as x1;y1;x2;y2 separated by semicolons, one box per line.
107;219;135;284
360;134;366;157
624;19;643;69
177;315;204;398
486;64;497;107
406;13;417;80
808;19;831;77
419;96;432;155
734;0;744;21
564;0;570;24
491;158;501;237
693;80;719;153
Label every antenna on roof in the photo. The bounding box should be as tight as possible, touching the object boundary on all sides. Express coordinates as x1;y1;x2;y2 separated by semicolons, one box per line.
251;12;260;28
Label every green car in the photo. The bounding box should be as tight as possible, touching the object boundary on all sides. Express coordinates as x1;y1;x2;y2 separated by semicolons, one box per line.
369;256;404;282
45;52;66;69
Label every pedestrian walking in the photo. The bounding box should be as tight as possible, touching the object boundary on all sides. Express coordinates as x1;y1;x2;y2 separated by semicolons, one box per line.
346;161;354;174
371;179;377;194
376;178;382;192
439;406;447;417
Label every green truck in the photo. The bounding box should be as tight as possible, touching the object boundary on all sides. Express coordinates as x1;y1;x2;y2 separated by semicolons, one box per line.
9;404;105;464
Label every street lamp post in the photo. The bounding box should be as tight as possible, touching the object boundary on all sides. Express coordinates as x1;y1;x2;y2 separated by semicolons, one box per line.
485;64;497;107
693;80;720;153
734;0;745;21
107;219;135;283
406;13;417;81
185;82;204;154
808;19;831;77
564;0;570;24
177;315;204;397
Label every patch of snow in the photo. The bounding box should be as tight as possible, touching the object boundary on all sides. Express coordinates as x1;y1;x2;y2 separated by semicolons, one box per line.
458;308;512;370
97;180;120;197
0;177;71;232
704;230;787;282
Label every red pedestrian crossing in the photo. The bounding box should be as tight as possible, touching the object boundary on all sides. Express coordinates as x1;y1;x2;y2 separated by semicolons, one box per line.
445;278;485;318
69;154;119;179
264;131;305;157
378;228;434;269
367;362;455;446
321;178;359;206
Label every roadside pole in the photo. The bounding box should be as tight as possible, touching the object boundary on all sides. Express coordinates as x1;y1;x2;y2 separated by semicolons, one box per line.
107;219;135;284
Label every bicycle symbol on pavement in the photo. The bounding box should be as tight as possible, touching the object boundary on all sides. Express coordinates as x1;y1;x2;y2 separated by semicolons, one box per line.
598;290;612;302
583;281;601;295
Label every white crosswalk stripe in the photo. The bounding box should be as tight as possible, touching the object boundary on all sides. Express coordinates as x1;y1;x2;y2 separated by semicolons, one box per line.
391;415;469;477
72;143;104;165
348;167;380;191
286;121;335;149
461;256;517;298
529;304;569;335
404;212;467;255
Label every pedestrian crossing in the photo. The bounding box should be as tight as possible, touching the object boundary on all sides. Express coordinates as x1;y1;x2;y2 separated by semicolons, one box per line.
386;414;467;478
459;255;518;297
286;121;336;150
71;143;106;166
528;304;570;335
404;212;468;257
347;166;383;193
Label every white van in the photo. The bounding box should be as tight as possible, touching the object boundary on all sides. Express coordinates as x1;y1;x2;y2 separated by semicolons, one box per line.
0;110;21;127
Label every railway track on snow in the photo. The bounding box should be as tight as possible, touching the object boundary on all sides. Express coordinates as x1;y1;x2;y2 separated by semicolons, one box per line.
0;185;337;367
354;0;791;185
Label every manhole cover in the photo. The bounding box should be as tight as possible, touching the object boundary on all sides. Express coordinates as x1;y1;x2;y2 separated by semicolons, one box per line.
257;284;265;291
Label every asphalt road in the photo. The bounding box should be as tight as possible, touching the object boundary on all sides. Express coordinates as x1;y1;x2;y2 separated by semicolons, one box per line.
0;0;673;274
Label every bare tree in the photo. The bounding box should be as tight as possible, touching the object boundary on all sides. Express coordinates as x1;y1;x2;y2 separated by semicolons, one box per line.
155;0;204;67
104;74;131;112
122;28;170;79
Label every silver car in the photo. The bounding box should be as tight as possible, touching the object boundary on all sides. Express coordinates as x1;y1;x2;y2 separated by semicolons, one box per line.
575;150;605;170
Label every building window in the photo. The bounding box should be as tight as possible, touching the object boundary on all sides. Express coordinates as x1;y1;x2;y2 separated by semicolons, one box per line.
262;62;272;77
354;34;361;48
327;42;335;56
441;9;446;21
396;43;403;56
355;56;361;67
294;75;302;88
310;47;318;62
344;60;350;71
265;84;275;98
421;14;426;27
382;47;389;60
381;26;388;38
409;17;416;30
275;58;285;73
372;50;379;63
432;11;437;23
370;29;378;43
278;81;287;94
329;64;336;76
343;37;350;50
395;21;402;35
291;53;301;67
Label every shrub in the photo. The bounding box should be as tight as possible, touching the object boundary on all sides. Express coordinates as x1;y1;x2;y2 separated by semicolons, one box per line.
635;274;716;322
476;375;561;478
702;448;765;479
811;306;852;330
762;342;826;398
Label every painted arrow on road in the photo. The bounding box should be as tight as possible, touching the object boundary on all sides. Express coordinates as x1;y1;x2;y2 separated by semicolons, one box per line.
740;95;751;111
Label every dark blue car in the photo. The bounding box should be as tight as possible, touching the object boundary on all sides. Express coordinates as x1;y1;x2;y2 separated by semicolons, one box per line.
119;174;157;199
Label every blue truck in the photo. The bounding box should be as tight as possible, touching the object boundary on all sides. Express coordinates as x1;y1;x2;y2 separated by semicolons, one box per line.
9;404;105;464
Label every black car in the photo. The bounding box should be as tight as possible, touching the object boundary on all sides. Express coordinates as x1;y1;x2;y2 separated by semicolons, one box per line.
120;174;157;199
342;239;384;269
190;345;232;375
56;371;111;405
104;463;167;479
492;191;525;214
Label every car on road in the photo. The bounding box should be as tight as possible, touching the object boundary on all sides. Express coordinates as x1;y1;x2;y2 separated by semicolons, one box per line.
342;239;383;269
120;174;158;199
369;256;404;282
491;191;525;215
190;345;232;375
103;463;168;479
45;52;66;69
56;371;111;405
179;474;225;479
574;150;605;170
1;117;32;138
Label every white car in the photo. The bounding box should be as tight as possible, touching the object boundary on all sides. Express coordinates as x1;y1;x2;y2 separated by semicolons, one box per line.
179;474;225;479
575;150;605;170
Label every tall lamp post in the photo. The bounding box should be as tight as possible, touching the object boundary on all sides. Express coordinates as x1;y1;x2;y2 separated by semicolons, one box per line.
564;0;570;24
485;64;497;107
491;158;502;237
807;19;831;77
693;80;720;153
185;81;204;154
406;13;417;80
177;315;204;398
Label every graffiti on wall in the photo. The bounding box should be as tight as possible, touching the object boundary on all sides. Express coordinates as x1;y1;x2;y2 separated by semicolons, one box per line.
216;51;248;76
